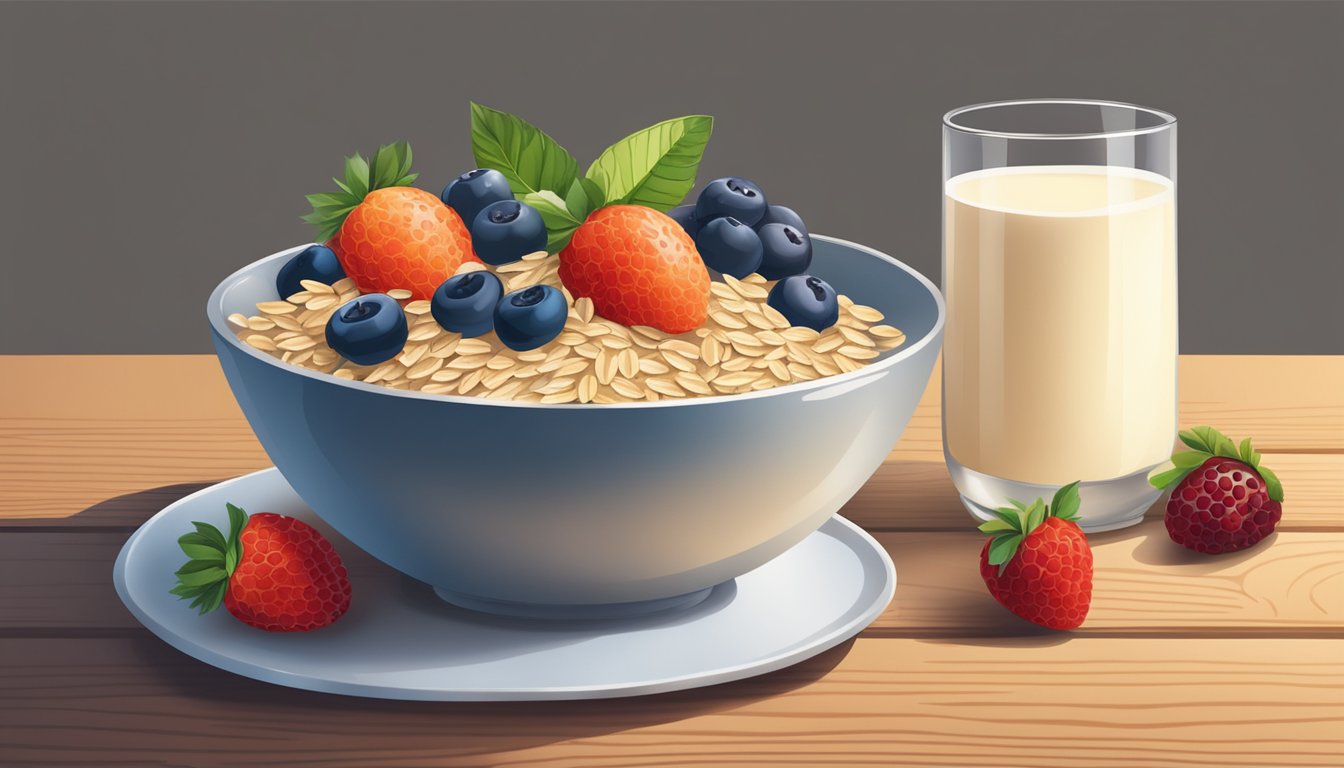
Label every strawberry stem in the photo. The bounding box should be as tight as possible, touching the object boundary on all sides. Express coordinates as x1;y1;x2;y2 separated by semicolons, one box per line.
170;503;248;615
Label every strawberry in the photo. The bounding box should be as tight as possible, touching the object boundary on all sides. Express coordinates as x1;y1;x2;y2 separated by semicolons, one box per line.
1148;426;1284;554
171;503;351;632
558;205;709;334
304;142;479;300
978;482;1093;630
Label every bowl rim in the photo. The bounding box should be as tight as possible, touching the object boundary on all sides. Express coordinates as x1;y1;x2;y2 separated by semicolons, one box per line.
207;234;945;410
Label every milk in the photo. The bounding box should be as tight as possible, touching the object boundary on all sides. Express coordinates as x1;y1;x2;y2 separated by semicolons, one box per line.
943;165;1177;485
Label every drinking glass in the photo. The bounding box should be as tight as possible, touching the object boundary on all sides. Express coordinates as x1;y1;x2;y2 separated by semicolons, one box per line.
942;99;1177;531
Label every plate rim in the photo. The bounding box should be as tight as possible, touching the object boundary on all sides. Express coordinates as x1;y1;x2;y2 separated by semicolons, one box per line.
113;467;896;701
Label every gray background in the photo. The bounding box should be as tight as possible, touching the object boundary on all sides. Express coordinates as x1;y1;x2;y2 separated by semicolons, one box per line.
2;0;1340;354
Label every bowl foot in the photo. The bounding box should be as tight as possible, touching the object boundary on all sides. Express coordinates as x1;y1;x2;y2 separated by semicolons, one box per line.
433;585;717;620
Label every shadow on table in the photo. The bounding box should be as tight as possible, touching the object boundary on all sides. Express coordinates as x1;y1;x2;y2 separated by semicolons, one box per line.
10;481;224;530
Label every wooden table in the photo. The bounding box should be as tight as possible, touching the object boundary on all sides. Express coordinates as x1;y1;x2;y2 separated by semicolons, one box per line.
1;355;1340;767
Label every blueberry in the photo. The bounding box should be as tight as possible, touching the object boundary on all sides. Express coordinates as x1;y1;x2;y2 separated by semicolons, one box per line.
667;204;702;237
756;204;806;231
695;217;763;279
431;271;504;337
441;168;514;226
756;223;813;280
276;244;345;299
324;294;409;365
471;200;547;265
767;275;839;332
494;285;567;351
694;177;768;226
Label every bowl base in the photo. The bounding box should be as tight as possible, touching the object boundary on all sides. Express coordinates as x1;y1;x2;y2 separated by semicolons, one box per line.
432;584;718;620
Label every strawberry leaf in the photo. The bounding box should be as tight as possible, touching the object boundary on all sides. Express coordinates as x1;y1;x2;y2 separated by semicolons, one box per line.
977;518;1017;534
1148;462;1199;490
1171;450;1213;469
1025;498;1046;531
1257;464;1285;502
191;522;227;550
1239;437;1261;467
175;566;227;587
988;534;1024;570
990;506;1021;527
1178;428;1211;453
1050;481;1082;521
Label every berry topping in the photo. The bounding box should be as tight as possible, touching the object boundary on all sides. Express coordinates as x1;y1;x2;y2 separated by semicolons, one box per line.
442;168;515;227
494;284;568;351
431;271;504;338
276;244;346;299
324;293;408;365
694;176;768;226
695;217;764;279
767;274;839;331
470;200;548;265
756;223;813;280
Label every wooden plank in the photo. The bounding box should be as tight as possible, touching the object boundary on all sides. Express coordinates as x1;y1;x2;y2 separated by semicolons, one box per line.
7;522;1339;635
1;355;1341;526
0;636;1339;767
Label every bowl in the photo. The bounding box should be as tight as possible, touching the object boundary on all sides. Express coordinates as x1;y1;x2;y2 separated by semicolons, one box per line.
208;235;944;618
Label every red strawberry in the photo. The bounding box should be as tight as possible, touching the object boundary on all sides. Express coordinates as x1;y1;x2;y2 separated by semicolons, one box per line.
558;205;709;333
1148;426;1284;554
978;482;1093;630
171;503;352;632
304;142;479;300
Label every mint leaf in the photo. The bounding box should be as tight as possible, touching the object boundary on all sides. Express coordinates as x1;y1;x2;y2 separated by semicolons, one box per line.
471;102;578;196
521;190;585;252
585;115;713;212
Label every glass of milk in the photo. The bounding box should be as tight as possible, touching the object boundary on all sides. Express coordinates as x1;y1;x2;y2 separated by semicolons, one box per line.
942;99;1177;531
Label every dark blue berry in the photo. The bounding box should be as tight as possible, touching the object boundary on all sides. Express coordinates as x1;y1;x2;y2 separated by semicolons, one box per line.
431;271;504;337
324;294;408;365
276;244;345;299
494;285;567;351
756;204;806;231
694;177;768;226
756;223;813;280
695;217;763;279
471;200;547;266
667;204;702;237
442;168;514;226
767;275;839;332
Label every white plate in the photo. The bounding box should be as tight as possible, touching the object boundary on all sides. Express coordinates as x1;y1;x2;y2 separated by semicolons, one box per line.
113;468;895;701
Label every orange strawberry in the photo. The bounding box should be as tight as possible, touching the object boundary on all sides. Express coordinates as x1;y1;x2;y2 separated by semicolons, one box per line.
304;142;479;300
558;205;709;333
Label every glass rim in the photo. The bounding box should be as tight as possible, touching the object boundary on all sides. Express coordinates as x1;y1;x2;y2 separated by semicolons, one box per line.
943;98;1177;140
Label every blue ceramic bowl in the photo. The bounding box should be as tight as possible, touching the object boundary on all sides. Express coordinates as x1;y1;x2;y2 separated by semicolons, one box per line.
208;236;944;617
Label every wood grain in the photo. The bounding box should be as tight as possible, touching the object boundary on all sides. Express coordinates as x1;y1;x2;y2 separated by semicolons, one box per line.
2;355;1341;527
0;636;1339;767
8;521;1339;636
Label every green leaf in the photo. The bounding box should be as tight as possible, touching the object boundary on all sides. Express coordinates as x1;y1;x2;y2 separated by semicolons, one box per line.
226;503;247;537
1050;481;1082;522
977;518;1017;534
579;177;606;210
174;566;227;587
1239;437;1261;467
1190;426;1237;459
520;190;584;253
343;153;370;199
990;506;1021;528
170;583;209;599
1005;498;1029;512
1024;498;1046;532
1258;464;1285;502
201;582;228;615
563;178;596;221
175;558;223;576
190;522;226;550
471;102;579;196
179;543;224;562
1171;450;1213;469
987;534;1023;567
370;141;414;189
1149;463;1198;490
584;115;713;212
1178;429;1211;453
